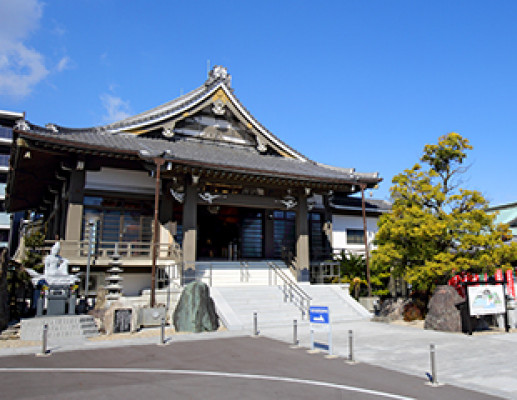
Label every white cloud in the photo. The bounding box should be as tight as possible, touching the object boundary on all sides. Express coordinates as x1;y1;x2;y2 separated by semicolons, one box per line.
56;56;71;72
100;93;131;123
0;0;48;99
0;0;42;41
0;40;48;99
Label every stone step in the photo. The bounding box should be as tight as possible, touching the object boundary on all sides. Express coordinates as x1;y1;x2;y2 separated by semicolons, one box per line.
20;315;99;341
212;284;370;330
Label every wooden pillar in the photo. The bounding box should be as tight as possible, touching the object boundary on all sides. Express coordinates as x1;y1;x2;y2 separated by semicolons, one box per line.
264;209;274;258
52;194;60;239
296;194;310;282
323;194;333;257
182;177;198;284
65;170;85;241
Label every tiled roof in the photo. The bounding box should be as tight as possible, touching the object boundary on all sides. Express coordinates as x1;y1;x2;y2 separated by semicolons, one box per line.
330;195;391;211
15;66;381;187
48;70;307;161
19;127;380;184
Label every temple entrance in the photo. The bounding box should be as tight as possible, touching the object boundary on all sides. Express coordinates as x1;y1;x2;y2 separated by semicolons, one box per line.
197;206;264;259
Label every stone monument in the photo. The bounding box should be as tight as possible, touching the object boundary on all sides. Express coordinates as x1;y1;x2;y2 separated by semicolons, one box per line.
25;242;80;315
20;242;99;340
424;285;462;332
173;281;219;332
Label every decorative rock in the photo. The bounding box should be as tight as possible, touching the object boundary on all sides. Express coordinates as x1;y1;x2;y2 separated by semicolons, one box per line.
373;298;411;322
173;281;219;333
424;285;462;332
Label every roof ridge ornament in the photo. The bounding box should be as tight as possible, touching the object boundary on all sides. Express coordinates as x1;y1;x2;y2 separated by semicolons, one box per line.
162;126;175;138
256;136;267;153
212;99;226;115
206;65;232;87
46;123;59;133
14;119;30;131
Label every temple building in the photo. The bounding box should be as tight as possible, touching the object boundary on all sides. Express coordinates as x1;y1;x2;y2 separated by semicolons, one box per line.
6;66;382;299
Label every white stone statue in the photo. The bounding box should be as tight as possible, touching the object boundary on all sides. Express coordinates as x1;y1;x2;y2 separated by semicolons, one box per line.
44;242;69;276
26;241;79;286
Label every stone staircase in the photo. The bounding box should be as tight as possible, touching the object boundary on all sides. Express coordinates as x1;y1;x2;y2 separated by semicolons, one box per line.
0;322;20;340
196;261;275;286
301;284;372;322
211;283;370;331
20;315;99;341
210;285;306;330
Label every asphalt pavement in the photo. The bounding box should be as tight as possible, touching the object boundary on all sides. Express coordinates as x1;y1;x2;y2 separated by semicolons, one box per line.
0;319;515;399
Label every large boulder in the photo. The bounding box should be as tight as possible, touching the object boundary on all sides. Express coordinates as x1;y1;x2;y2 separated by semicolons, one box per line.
373;298;411;322
173;281;219;333
424;285;462;332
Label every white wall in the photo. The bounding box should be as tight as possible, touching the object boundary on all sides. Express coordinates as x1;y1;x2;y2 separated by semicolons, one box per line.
122;273;150;296
332;214;379;255
85;168;155;194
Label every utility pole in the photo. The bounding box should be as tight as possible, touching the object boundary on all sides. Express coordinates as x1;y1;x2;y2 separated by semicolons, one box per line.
360;184;372;297
151;158;165;308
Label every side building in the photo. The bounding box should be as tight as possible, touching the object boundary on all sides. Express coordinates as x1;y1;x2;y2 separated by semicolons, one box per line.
6;67;382;298
488;202;517;242
330;195;391;256
0;110;25;253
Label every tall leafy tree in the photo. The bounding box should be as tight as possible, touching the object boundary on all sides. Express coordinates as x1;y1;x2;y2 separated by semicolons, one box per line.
372;133;517;293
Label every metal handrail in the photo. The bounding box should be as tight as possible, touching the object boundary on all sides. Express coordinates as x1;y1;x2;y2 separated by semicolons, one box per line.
267;261;311;319
192;262;213;286
240;261;250;283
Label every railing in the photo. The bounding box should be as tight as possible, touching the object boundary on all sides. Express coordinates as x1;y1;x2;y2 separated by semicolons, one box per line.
311;260;341;284
39;239;182;263
267;261;311;320
240;261;250;283
156;263;182;289
192;261;213;287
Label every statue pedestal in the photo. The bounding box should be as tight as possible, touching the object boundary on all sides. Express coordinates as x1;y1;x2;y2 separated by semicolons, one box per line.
47;285;70;316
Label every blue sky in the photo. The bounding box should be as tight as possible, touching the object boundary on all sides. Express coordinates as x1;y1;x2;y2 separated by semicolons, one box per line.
1;1;516;206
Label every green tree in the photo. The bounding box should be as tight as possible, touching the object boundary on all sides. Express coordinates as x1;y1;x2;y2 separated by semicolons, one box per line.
335;250;389;297
372;132;517;294
23;229;46;272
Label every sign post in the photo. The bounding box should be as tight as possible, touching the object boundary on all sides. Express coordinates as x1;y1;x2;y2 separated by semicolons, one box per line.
464;278;509;334
309;306;332;355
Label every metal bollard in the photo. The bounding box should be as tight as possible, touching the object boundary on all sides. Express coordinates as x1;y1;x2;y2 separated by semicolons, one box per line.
160;317;165;345
42;323;48;355
293;319;298;345
430;344;438;386
253;312;258;336
348;330;354;362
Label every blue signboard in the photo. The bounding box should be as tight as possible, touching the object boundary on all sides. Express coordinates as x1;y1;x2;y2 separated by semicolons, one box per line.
309;306;329;324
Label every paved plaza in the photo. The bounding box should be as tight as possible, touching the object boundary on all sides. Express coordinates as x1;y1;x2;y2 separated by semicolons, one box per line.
0;319;515;399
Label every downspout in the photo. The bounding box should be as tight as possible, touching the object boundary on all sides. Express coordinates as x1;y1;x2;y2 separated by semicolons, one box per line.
360;184;372;297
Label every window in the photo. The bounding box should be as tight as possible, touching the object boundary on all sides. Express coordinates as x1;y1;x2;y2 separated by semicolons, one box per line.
82;195;153;244
347;229;365;245
273;210;296;259
309;212;330;260
0;154;9;167
0;127;12;140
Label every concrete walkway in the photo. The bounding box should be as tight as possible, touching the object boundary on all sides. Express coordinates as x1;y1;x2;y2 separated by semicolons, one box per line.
1;320;515;399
